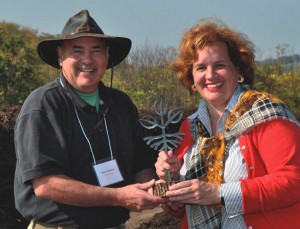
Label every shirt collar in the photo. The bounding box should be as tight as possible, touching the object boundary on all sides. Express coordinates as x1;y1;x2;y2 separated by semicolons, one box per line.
225;85;243;113
188;85;243;135
59;75;107;109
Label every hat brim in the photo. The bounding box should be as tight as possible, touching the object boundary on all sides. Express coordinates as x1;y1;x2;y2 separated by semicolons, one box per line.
37;34;131;69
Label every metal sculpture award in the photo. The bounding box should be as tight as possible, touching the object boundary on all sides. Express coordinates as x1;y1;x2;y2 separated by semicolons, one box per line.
139;95;184;197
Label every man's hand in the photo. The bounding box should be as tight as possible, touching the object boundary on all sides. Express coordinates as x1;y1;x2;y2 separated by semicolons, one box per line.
115;179;166;212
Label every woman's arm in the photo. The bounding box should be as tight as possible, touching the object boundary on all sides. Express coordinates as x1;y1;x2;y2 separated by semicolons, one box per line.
240;119;300;213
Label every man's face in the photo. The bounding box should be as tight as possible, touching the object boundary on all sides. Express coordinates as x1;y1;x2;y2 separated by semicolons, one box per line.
58;37;109;93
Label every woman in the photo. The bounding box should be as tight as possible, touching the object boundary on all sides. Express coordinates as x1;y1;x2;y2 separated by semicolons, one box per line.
155;18;300;229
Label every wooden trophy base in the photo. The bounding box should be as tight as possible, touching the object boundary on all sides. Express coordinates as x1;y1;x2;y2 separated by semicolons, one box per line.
153;181;177;197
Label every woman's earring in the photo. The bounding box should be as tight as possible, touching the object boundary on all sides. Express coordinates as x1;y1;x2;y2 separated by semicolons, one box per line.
192;84;197;91
238;75;244;83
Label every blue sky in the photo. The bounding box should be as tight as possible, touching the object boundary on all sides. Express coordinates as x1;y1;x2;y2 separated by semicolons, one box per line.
1;0;299;59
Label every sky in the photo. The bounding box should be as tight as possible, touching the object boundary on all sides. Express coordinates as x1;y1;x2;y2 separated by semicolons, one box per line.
0;0;299;60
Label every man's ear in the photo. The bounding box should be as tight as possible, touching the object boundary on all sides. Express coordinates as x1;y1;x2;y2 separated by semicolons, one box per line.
57;47;63;66
107;46;110;58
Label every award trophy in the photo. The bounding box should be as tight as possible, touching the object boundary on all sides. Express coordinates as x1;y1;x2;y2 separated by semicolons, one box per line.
139;95;184;197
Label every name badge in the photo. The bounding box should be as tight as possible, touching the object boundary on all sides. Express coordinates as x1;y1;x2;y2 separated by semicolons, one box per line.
92;159;124;186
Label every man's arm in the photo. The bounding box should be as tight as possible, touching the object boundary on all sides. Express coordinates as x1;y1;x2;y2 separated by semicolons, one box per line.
32;174;116;206
32;174;165;211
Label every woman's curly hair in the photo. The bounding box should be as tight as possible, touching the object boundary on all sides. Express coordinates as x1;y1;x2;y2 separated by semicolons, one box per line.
173;18;256;94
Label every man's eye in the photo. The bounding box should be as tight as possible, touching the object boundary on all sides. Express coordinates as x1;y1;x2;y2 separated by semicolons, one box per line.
93;47;106;54
73;49;82;54
93;48;102;53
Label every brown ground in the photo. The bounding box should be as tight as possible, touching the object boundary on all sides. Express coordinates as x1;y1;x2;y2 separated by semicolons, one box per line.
127;208;180;229
0;105;181;229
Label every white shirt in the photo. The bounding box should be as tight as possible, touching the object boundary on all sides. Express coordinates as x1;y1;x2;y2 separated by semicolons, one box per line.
180;85;247;228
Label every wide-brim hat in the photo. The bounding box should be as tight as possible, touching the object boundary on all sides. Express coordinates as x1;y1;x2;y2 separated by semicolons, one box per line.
37;10;131;69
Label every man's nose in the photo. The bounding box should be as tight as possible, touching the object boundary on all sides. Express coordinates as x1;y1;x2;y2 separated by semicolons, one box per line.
81;51;93;64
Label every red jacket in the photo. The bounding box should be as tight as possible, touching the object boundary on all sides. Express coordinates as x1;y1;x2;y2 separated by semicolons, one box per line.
173;118;300;229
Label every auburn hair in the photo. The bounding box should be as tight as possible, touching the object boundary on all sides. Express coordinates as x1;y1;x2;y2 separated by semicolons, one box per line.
172;18;255;94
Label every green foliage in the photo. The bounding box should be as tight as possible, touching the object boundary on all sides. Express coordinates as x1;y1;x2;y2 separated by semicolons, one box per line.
103;44;199;111
0;22;59;105
255;43;300;117
256;68;300;116
0;21;299;118
0;24;38;104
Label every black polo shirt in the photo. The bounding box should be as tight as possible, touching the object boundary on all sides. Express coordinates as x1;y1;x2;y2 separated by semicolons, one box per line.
14;76;155;228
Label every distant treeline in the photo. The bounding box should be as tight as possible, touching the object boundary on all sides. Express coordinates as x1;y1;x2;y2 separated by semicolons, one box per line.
0;21;300;117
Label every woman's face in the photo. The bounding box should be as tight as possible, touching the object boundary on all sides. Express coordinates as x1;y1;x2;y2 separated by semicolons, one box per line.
192;41;239;110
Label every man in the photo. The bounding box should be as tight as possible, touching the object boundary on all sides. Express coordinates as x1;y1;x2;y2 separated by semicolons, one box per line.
14;10;164;229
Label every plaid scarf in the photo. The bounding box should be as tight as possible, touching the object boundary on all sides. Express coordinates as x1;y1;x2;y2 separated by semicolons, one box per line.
185;86;299;229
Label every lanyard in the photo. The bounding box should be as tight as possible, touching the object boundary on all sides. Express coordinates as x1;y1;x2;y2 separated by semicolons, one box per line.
73;106;114;165
59;78;114;164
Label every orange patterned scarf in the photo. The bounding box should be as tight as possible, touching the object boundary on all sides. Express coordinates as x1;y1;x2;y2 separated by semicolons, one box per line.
198;90;283;185
185;87;298;225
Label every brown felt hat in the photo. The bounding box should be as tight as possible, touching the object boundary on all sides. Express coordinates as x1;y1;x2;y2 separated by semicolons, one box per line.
37;9;131;69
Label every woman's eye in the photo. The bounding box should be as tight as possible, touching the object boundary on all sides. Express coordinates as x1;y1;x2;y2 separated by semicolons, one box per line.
197;66;206;72
215;63;226;69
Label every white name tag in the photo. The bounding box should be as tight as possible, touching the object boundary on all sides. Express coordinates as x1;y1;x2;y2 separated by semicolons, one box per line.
93;159;124;186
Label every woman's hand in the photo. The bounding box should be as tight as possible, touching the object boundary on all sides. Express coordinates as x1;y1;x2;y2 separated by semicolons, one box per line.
155;150;181;181
160;200;184;213
166;179;221;206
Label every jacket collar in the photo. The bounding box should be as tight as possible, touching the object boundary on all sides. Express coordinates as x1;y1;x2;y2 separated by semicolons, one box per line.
58;75;110;114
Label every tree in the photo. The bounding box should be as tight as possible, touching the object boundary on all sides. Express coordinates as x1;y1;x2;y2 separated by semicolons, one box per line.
105;43;199;110
0;21;299;117
0;22;57;105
